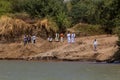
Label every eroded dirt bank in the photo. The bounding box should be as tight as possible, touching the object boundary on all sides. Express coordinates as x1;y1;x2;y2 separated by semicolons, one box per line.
0;35;118;62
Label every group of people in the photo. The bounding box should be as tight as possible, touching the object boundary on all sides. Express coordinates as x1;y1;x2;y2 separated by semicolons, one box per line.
47;32;76;43
67;32;76;43
23;32;98;51
48;33;65;42
67;32;98;51
24;35;36;45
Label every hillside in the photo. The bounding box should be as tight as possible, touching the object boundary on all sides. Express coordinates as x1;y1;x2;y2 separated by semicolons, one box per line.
0;35;118;62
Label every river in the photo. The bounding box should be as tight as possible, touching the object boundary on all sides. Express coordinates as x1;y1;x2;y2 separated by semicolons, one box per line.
0;61;120;80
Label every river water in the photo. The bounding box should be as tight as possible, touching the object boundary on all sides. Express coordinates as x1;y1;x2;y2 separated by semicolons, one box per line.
0;61;120;80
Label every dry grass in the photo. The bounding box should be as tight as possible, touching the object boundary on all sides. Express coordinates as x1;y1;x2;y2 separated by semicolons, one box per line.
0;16;32;40
0;16;59;41
34;18;58;32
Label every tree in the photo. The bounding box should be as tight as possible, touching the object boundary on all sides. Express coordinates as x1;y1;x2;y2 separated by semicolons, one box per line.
56;11;71;32
69;0;120;34
0;0;12;15
70;0;99;24
71;0;80;5
10;0;65;17
10;0;70;31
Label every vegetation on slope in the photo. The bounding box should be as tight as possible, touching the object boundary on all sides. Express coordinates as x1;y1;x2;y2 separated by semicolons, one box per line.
68;23;105;36
0;16;58;41
0;0;120;34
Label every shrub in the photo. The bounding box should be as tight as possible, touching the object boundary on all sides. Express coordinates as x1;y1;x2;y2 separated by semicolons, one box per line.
0;16;32;41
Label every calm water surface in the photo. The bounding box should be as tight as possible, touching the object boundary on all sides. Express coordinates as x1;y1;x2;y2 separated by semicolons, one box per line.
0;61;120;80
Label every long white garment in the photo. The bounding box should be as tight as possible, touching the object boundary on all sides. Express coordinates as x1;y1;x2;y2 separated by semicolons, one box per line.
67;33;71;43
55;33;59;41
71;33;75;43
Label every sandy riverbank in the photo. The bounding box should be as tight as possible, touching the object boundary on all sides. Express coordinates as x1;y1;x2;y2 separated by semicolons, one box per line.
0;35;118;62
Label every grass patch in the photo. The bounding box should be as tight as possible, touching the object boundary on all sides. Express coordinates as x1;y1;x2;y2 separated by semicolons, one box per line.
68;23;105;36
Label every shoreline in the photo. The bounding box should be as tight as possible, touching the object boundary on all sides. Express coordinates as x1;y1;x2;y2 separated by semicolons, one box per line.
0;56;107;63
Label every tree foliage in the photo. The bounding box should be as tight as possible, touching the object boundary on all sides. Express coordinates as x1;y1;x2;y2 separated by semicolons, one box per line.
0;0;120;34
69;0;120;34
11;0;70;31
0;0;12;15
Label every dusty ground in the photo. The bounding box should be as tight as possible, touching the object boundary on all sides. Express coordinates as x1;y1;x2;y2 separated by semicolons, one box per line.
0;35;118;62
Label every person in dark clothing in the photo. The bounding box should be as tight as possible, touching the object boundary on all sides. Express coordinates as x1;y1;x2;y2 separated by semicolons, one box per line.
24;35;27;46
27;35;31;43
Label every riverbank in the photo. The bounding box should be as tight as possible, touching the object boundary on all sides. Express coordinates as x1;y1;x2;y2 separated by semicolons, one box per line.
0;35;118;62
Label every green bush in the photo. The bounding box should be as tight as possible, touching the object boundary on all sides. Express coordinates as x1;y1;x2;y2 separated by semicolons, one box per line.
0;0;12;16
117;27;120;48
114;26;120;37
110;26;120;62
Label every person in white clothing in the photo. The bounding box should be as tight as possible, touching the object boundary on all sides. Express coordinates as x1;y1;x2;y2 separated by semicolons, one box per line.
71;32;76;43
48;36;53;42
93;39;97;51
32;35;36;43
55;33;59;42
67;32;71;43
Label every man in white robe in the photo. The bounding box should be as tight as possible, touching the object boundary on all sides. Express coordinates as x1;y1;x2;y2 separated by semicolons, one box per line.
71;32;76;43
67;32;71;43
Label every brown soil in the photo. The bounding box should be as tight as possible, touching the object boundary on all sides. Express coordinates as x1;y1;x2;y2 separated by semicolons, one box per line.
0;35;118;62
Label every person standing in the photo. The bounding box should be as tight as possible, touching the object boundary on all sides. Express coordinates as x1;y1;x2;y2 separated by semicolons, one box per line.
48;36;53;42
24;35;27;46
32;35;36;44
67;32;71;43
60;33;64;42
55;33;59;42
27;35;31;43
93;39;98;51
71;32;76;43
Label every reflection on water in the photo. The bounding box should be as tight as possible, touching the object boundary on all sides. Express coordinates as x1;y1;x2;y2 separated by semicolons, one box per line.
0;61;120;80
